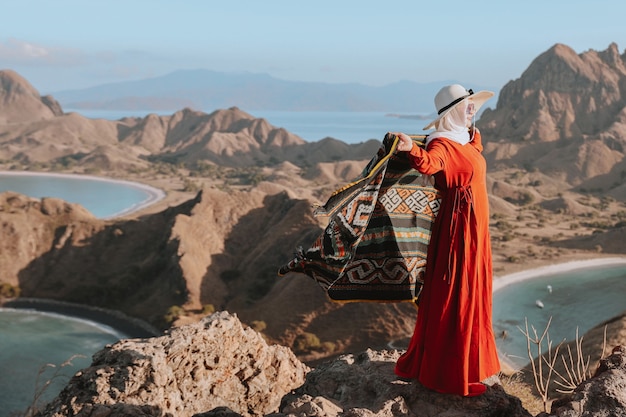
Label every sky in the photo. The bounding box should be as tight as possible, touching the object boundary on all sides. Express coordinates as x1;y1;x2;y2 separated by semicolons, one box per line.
1;0;625;94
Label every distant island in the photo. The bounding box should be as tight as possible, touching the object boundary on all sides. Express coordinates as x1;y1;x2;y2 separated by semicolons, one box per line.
48;69;499;113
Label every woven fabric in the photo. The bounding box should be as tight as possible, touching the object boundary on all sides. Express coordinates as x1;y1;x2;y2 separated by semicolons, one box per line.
279;133;441;303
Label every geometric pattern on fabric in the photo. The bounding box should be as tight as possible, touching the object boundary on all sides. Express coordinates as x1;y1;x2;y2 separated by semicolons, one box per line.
278;133;441;304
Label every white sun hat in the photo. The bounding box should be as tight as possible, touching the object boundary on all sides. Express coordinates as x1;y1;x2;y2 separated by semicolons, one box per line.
423;84;494;130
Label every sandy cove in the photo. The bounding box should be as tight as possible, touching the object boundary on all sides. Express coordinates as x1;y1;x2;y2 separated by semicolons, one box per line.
493;256;626;373
0;171;167;219
493;257;626;292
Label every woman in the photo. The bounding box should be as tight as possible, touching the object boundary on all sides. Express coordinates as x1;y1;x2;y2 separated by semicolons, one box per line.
392;84;500;397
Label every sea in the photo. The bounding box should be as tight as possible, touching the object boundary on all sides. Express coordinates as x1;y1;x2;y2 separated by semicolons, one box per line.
65;108;432;144
492;260;626;369
1;109;625;414
0;309;126;415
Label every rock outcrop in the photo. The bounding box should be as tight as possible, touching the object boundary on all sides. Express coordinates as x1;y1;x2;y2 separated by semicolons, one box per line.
34;311;531;417
34;311;626;417
278;349;531;417
36;311;309;417
545;345;626;417
30;311;626;417
480;43;626;189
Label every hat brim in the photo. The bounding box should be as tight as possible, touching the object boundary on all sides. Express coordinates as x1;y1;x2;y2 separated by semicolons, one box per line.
422;90;495;131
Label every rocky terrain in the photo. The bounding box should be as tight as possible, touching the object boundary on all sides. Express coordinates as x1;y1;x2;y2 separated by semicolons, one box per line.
30;312;626;417
2;42;626;415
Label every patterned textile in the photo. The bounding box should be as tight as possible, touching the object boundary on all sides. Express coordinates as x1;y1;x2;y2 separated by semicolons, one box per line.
278;133;441;303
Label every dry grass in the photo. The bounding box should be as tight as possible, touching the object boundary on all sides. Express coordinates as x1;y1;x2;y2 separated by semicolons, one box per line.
501;372;545;416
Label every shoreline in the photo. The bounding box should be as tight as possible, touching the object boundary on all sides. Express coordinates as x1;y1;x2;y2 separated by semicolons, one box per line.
0;170;167;219
1;297;160;339
492;256;626;373
492;256;626;292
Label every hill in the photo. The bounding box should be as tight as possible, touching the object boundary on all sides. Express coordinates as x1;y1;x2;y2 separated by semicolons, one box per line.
1;42;626;367
0;70;63;124
481;42;626;192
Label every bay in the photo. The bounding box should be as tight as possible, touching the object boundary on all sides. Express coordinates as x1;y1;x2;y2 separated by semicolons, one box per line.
251;110;431;143
493;260;626;369
0;172;165;219
0;308;126;417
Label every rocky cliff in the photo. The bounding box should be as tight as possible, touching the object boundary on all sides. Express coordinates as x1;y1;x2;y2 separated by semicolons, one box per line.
481;43;626;194
35;311;308;417
31;312;626;417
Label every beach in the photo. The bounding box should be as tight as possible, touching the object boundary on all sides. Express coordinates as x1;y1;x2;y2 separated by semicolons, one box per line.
493;256;626;373
493;256;626;292
0;171;167;219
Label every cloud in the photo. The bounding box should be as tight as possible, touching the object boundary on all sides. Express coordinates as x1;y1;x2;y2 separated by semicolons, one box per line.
0;38;86;66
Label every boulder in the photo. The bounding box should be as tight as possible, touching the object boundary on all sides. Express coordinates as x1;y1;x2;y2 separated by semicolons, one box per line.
277;349;532;417
36;311;309;417
545;345;626;417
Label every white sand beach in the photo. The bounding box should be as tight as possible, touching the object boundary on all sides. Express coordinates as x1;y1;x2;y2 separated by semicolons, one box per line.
493;257;626;292
0;171;166;219
492;256;626;373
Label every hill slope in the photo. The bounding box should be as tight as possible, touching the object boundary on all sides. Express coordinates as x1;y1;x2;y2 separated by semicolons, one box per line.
481;43;626;190
0;70;63;124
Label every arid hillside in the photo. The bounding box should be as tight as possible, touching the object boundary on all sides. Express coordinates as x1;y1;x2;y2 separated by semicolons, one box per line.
481;43;626;194
0;70;63;124
1;43;626;363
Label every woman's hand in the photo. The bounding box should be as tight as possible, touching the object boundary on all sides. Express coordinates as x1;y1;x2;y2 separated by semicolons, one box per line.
393;132;414;152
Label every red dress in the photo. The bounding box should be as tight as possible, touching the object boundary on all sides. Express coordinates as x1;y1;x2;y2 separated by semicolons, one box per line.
394;131;500;396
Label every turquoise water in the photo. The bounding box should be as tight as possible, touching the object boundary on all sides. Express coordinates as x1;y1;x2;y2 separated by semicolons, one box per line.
69;108;431;144
0;308;126;416
252;110;430;143
493;261;626;369
0;173;162;415
0;172;164;219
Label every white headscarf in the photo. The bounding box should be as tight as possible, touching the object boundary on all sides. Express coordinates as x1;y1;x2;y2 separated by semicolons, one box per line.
425;100;471;146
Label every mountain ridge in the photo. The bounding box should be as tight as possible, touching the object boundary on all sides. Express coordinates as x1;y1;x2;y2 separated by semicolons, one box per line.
481;42;626;191
48;69;498;113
